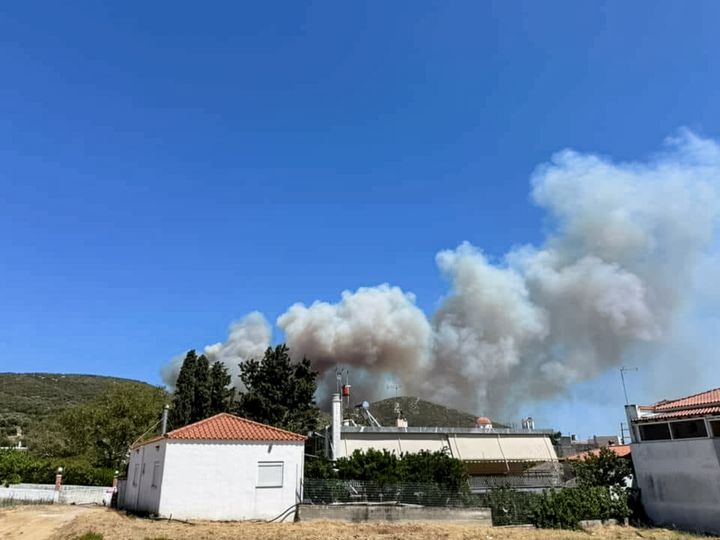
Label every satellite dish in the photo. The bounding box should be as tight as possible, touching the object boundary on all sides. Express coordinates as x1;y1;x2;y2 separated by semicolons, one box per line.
362;400;370;410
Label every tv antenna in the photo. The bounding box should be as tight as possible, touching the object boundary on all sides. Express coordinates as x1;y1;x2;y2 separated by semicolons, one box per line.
386;382;401;399
620;367;638;405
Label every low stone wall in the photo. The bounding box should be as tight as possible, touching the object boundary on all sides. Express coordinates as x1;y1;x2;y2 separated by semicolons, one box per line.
298;503;492;524
0;484;113;506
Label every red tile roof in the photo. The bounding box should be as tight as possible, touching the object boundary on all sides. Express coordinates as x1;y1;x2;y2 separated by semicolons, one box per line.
133;413;305;448
643;406;720;420
653;388;720;412
635;388;720;421
566;445;631;461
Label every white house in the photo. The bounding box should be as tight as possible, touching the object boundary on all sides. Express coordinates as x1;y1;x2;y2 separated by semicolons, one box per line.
121;413;305;521
626;388;720;534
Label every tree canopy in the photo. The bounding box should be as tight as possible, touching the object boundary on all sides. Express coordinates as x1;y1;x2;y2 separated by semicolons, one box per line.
235;344;319;434
169;350;233;429
572;447;632;488
26;382;167;469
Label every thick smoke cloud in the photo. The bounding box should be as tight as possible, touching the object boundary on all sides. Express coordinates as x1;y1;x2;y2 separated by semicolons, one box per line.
161;312;271;389
162;131;720;418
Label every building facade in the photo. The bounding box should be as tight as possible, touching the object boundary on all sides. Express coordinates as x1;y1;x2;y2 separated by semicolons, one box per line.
626;388;720;534
326;394;560;492
121;413;305;521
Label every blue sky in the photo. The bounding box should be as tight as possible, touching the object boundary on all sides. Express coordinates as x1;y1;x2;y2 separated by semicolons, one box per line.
2;2;719;436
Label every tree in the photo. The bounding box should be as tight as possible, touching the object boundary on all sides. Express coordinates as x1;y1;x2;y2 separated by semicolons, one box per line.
235;344;319;434
399;449;468;492
209;361;233;415
27;383;167;469
572;447;632;488
169;350;233;428
191;354;211;423
169;350;199;429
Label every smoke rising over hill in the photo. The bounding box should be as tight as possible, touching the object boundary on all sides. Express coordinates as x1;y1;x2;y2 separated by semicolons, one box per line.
163;131;720;417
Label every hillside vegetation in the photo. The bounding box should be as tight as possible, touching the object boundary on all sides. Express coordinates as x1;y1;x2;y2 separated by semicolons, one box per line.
346;396;498;428
0;373;158;439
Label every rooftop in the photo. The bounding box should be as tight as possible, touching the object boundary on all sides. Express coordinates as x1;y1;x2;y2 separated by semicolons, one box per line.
133;413;306;447
635;388;720;421
341;426;555;435
566;445;631;461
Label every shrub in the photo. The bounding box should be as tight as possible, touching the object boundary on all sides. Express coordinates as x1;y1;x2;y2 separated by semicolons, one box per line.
572;447;632;488
0;450;113;486
304;457;336;479
485;485;539;525
531;486;630;529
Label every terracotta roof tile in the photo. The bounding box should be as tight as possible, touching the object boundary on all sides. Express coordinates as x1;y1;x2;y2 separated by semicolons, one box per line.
566;445;631;460
639;406;720;421
164;413;306;442
653;388;720;412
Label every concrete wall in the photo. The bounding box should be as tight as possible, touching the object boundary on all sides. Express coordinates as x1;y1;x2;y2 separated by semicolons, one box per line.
0;486;55;504
632;438;720;534
298;504;491;523
158;440;304;521
1;485;112;505
122;439;167;514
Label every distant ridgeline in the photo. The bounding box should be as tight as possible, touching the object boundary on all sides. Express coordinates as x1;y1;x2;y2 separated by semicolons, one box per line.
347;396;508;429
0;373;156;442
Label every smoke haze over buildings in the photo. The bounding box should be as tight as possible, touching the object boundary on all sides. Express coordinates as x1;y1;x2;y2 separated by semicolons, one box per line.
163;131;720;418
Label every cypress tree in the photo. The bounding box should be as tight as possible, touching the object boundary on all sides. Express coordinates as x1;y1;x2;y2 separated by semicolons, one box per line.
169;350;198;429
191;354;211;423
209;361;233;415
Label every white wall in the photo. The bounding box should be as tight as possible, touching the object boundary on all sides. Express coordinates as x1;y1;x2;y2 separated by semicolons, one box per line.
632;438;720;534
122;440;167;514
158;440;303;521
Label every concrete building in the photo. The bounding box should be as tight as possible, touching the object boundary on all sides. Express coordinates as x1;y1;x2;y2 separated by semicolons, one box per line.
121;413;305;521
326;394;559;491
626;388;720;534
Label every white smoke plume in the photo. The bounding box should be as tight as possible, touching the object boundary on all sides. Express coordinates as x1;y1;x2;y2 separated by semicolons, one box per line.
162;130;720;417
161;312;271;389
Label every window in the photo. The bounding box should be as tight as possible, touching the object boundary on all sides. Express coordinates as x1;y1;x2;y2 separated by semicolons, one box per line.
132;464;140;487
710;420;720;437
151;462;160;488
257;461;284;488
671;419;708;439
639;422;671;441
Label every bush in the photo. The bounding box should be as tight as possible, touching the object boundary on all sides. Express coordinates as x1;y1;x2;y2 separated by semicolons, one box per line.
485;485;539;525
304;457;336;479
531;486;630;529
309;448;468;492
572;447;632;488
0;450;114;486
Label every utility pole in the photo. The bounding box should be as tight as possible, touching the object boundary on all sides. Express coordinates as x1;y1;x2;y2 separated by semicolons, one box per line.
620;366;638;405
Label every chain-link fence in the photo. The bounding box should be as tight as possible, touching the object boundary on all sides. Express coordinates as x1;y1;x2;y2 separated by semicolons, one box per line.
303;479;548;526
303;479;477;507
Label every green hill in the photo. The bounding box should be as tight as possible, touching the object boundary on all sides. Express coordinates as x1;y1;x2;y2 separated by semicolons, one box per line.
0;373;157;440
368;396;480;427
343;396;504;428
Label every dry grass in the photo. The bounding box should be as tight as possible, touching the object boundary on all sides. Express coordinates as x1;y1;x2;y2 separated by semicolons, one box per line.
0;505;707;540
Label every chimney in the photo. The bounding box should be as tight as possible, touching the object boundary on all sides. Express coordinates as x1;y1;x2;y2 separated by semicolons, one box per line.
331;393;342;461
161;405;170;435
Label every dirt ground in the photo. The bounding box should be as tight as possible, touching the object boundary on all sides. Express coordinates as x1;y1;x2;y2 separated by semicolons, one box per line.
0;505;710;540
